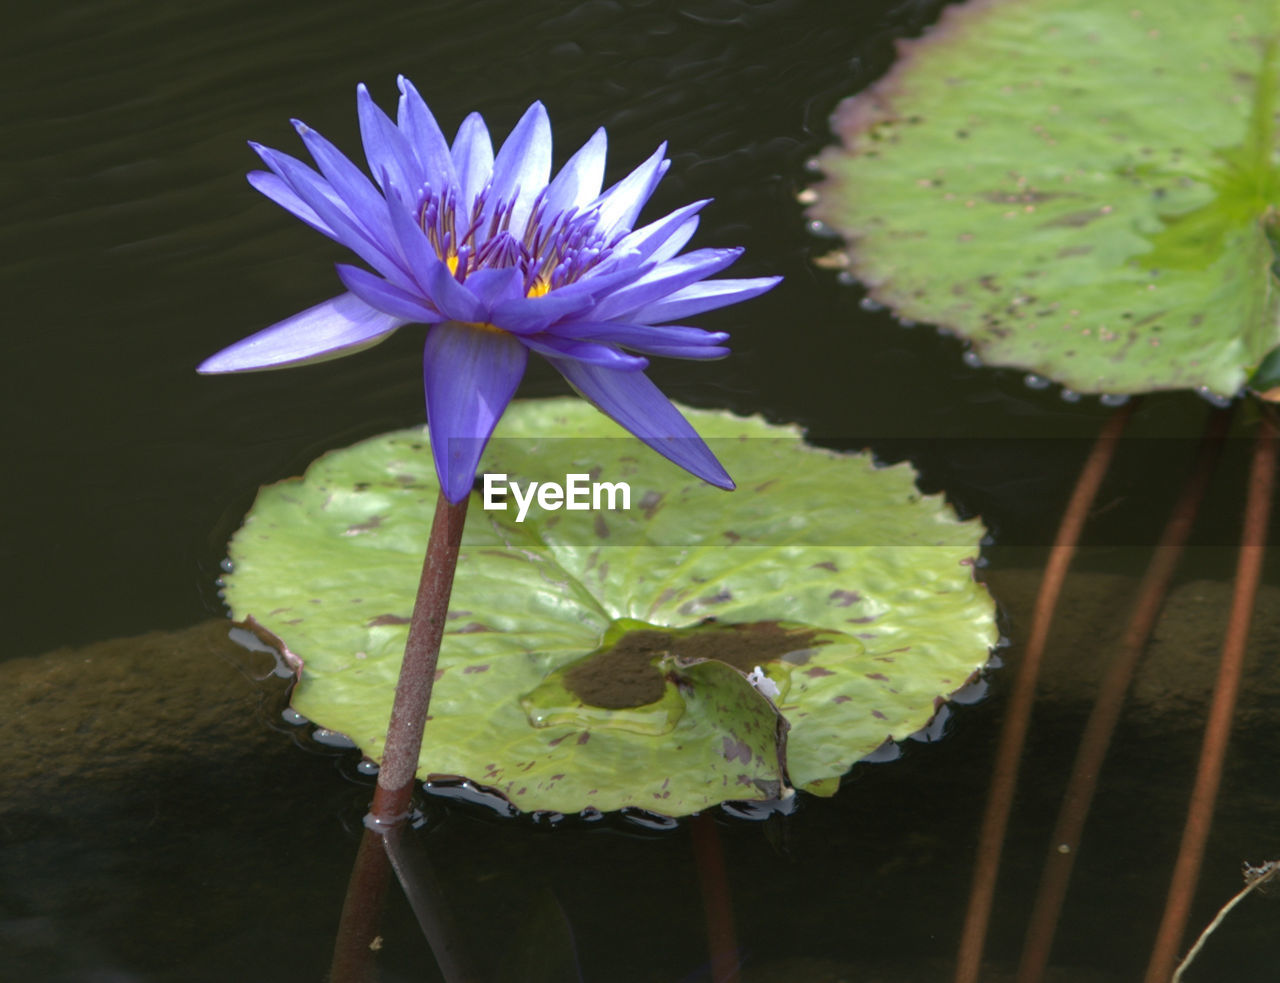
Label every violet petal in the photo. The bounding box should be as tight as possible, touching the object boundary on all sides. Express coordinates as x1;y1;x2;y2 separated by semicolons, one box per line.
423;322;529;502
198;293;405;373
549;360;733;489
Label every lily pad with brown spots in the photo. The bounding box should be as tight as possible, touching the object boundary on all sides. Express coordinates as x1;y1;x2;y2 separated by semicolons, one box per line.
808;0;1280;398
222;399;997;815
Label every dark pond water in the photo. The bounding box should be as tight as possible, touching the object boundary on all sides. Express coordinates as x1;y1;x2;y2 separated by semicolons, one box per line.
5;0;1280;980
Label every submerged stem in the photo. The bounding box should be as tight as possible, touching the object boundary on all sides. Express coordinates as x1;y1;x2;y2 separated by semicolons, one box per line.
368;489;470;827
1143;413;1277;983
954;402;1135;983
330;827;393;983
1016;405;1231;983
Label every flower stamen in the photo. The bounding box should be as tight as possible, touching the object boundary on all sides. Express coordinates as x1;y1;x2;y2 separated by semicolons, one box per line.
415;179;620;298
459;320;506;334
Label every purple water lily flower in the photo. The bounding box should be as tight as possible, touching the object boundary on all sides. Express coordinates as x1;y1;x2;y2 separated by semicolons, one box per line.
199;78;780;502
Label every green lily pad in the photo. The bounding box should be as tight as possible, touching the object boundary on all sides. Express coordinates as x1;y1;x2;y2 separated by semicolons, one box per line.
223;399;996;815
807;0;1280;397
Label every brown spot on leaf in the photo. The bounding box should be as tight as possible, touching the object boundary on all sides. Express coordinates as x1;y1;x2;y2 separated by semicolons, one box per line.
811;561;838;572
653;588;683;609
866;672;889;681
833;695;851;704
805;667;836;678
367;613;412;627
594;514;610;539
1042;209;1106;228
566;629;672;707
871;709;887;720
577;732;591;745
462;664;490;674
828;589;861;607
563;621;832;707
979;189;1066;205
343;515;384;535
454;622;495;634
678;589;734;616
721;737;752;764
639;490;664;518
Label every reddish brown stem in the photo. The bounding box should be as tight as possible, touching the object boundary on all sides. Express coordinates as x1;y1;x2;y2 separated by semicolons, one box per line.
330;824;480;983
1143;414;1276;983
331;489;469;980
369;490;470;827
690;813;740;983
1015;407;1232;983
953;403;1135;983
330;827;393;983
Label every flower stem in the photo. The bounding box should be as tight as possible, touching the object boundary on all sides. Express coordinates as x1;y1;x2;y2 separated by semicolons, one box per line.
368;489;469;828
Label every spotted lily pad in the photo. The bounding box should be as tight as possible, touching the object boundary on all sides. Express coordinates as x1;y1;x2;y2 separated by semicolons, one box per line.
224;399;996;815
807;0;1280;398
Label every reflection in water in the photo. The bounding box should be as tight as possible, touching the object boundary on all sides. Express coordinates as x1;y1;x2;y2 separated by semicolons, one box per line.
312;727;357;749
424;778;519;819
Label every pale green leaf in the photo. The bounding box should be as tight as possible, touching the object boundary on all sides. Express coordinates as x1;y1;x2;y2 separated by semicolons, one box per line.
224;400;997;815
809;0;1280;397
